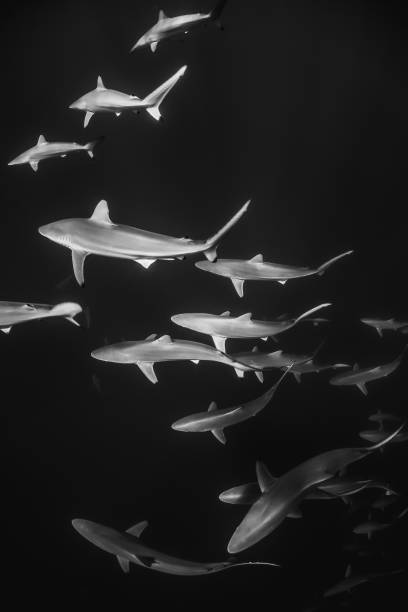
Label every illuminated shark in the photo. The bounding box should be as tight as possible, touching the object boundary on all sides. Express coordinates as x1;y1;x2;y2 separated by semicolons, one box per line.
38;199;250;286
69;66;187;127
8;135;102;172
195;250;353;297
324;565;403;598
0;300;82;334
131;1;228;53
361;317;408;337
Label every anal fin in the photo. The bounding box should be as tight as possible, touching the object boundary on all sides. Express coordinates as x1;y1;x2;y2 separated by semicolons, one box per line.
84;111;94;128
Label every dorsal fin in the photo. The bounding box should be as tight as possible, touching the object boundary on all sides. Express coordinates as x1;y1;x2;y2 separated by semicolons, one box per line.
345;564;352;578
249;254;263;263
126;520;148;538
208;401;217;412
220;311;230;317
353;363;359;371
90;200;112;224
156;334;172;344
37;135;47;145
158;9;167;20
252;346;259;353
236;313;252;321
145;334;157;341
97;76;105;89
256;461;275;493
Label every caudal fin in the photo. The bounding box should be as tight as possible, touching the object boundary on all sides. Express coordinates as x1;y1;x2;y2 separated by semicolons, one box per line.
143;66;187;121
204;200;251;261
317;250;354;276
366;422;406;452
294;303;332;326
84;136;104;158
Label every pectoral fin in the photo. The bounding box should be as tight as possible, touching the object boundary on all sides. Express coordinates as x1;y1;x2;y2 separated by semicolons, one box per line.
1;327;12;334
117;556;130;573
212;336;226;352
150;41;158;52
278;280;287;285
72;250;87;286
293;371;301;384
211;428;226;444
191;359;199;365
84;111;94;128
255;371;264;383
357;382;368;396
135;258;156;269
231;278;244;297
136;361;158;384
234;368;244;378
30;161;38;172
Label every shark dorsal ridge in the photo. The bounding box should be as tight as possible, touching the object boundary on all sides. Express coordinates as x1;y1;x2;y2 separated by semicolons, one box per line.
208;401;217;412
90;200;112;224
249;254;263;263
37;135;47;146
97;76;105;89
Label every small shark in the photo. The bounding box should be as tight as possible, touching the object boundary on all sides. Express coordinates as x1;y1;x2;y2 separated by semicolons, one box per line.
330;347;406;395
131;1;228;53
368;410;402;425
227;425;404;553
289;359;350;383
8;135;102;172
72;518;278;575
171;369;290;444
195;250;353;297
91;334;256;384
69;66;187;127
359;429;408;444
39;199;250;286
0;300;82;334
171;303;331;353
352;520;392;538
227;347;307;383
323;564;403;598
361;317;408;338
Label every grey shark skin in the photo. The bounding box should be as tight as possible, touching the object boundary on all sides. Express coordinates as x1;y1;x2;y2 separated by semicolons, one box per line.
38;199;250;286
69;66;187;127
361;317;408;338
227;424;404;554
131;1;228;53
195;250;353;297
91;334;256;384
0;301;82;334
171;369;289;444
330;347;406;395
8;135;101;172
323;566;403;598
171;303;331;353
72;518;277;575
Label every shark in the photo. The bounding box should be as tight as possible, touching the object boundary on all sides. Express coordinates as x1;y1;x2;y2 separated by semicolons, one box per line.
226;347;307;382
361;317;408;338
226;424;404;553
69;66;187;127
171;368;290;444
195;250;353;297
130;1;228;53
0;300;82;334
329;347;406;395
38;199;250;286
352;519;392;538
8;135;102;172
72;518;278;576
323;565;403;598
359;429;408;444
91;334;257;384
171;303;331;354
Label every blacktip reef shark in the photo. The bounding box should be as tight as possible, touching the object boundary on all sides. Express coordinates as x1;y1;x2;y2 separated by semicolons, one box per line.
323;564;403;598
171;303;331;354
131;1;228;53
361;317;408;338
91;334;257;384
171;368;290;444
72;518;278;576
8;135;102;172
195;250;353;297
38;199;250;286
69;66;187;127
0;301;82;334
226;424;404;553
330;346;407;395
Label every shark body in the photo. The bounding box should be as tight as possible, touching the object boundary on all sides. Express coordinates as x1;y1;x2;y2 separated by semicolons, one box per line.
8;135;101;172
0;301;82;334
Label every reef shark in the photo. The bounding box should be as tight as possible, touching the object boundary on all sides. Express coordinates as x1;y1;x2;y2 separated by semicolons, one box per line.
0;300;82;334
69;66;187;126
91;334;257;384
171;368;290;444
131;1;228;53
330;347;406;395
361;317;408;337
195;250;353;297
8;135;102;172
171;303;330;353
323;565;403;598
72;518;277;576
38;199;250;286
226;424;404;553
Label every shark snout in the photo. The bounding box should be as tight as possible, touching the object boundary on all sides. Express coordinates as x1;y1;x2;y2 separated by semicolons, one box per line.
8;154;24;166
171;418;191;432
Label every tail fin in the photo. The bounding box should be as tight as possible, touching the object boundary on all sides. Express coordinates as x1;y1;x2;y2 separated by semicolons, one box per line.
49;302;82;326
294;303;331;326
143;66;187;121
210;0;228;21
316;250;353;276
84;136;104;158
204;200;251;261
365;422;406;452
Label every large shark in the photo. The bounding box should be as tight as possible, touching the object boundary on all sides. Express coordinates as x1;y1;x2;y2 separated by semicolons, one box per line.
38;199;250;286
8;135;102;172
171;303;331;353
330;347;406;395
69;66;187;127
361;317;408;337
226;425;404;553
0;300;82;334
171;369;290;444
131;1;228;53
91;334;257;384
195;250;353;297
72;518;277;576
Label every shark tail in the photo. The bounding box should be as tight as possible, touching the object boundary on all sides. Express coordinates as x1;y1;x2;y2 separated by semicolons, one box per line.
210;0;228;21
143;66;187;121
49;302;82;326
366;422;406;452
84;136;104;158
294;303;331;326
203;200;251;261
316;250;354;276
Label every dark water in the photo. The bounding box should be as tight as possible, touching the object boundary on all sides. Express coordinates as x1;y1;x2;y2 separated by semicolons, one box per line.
2;1;407;609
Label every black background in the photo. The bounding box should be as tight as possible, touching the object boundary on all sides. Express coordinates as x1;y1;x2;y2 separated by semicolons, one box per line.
2;1;408;609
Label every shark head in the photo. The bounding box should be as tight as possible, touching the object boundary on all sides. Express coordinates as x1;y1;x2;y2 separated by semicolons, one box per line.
8;152;28;166
171;416;195;432
69;95;88;110
38;219;74;248
130;34;149;52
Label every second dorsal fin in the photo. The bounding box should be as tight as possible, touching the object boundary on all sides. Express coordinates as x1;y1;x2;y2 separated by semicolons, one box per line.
90;200;112;224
